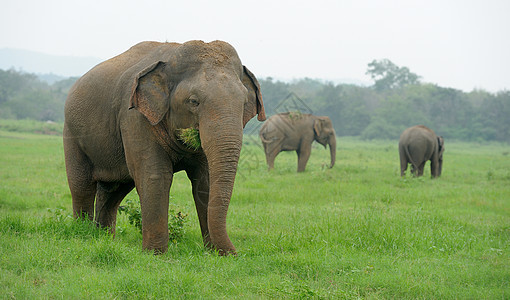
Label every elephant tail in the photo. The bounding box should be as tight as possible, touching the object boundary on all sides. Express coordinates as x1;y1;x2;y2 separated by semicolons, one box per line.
404;144;419;171
259;124;277;144
259;132;275;144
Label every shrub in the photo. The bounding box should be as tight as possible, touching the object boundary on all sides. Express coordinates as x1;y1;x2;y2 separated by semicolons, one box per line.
118;199;188;243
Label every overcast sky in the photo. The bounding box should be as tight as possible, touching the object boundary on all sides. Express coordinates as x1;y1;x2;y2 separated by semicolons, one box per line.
1;0;509;92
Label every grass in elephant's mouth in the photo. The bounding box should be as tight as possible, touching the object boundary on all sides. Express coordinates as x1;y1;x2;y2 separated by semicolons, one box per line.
177;128;201;150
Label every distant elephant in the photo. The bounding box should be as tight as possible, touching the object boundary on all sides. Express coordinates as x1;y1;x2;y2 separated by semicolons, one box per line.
259;112;336;172
399;125;444;178
63;40;265;255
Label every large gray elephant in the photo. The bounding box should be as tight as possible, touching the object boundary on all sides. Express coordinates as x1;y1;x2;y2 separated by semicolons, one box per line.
259;112;336;172
398;125;444;178
63;40;265;255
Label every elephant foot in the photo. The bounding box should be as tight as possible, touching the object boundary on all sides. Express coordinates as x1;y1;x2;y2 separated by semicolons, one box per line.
205;244;237;256
215;246;237;256
204;240;237;256
142;230;169;255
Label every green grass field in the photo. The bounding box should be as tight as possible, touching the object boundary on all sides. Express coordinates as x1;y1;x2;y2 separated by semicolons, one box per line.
1;129;509;299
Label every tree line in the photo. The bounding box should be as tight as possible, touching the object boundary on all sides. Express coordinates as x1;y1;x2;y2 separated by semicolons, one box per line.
0;69;75;122
1;60;509;142
256;59;510;143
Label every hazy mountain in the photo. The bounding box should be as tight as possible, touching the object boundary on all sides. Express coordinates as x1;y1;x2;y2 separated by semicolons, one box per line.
0;48;102;79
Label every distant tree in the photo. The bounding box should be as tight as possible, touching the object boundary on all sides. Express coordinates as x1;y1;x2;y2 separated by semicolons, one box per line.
366;59;421;91
360;95;430;140
51;77;78;94
313;84;371;136
0;69;40;104
258;77;290;115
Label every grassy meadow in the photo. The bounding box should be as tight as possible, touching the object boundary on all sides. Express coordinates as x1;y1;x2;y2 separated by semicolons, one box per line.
0;126;509;299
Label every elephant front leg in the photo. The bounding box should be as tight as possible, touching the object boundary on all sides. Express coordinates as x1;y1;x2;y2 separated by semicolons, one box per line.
186;164;211;248
296;142;312;172
399;149;408;177
430;157;440;178
136;171;173;254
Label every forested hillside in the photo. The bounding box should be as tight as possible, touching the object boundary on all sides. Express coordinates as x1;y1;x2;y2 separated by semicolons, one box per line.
0;69;76;122
1;60;509;142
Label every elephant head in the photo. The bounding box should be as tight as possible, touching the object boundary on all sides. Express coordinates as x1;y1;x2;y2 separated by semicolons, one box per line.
313;116;336;168
129;41;265;254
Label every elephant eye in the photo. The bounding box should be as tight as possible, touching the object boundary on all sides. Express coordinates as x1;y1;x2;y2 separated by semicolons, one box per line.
187;97;200;107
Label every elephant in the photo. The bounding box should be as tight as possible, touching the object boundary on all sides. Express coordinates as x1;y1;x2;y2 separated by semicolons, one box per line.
63;40;265;255
398;125;444;178
259;112;336;172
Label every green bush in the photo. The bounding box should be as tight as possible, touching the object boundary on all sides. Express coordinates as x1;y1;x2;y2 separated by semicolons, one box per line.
118;199;188;242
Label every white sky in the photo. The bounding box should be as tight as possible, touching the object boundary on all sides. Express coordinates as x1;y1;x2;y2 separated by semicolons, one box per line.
1;0;509;92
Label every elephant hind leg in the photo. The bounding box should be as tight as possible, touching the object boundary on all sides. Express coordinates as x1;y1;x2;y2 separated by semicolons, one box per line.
410;164;417;176
264;144;280;171
70;182;96;221
400;163;408;177
95;181;135;233
417;162;426;177
64;138;96;221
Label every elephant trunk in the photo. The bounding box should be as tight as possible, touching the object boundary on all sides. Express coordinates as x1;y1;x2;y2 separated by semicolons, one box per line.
199;108;243;256
328;134;336;168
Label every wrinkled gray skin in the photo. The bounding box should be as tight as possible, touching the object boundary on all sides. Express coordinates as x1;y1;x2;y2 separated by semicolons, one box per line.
399;125;444;178
64;40;265;255
259;113;336;172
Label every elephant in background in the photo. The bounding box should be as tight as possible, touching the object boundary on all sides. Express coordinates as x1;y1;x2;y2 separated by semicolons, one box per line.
64;40;265;255
399;125;444;178
259;112;336;172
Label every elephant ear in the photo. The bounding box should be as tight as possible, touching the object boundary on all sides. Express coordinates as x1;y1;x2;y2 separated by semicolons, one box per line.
129;61;170;125
242;66;266;127
313;117;326;136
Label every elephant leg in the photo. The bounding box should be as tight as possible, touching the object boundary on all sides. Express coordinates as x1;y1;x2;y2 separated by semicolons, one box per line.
401;163;408;177
430;157;439;178
417;162;426;177
296;142;312;172
95;181;135;233
134;168;173;254
410;164;417;176
264;144;280;171
266;150;279;171
399;149;408;177
64;137;96;221
186;164;211;248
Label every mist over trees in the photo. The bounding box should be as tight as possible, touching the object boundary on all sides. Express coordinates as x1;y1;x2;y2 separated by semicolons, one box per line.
1;60;509;143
